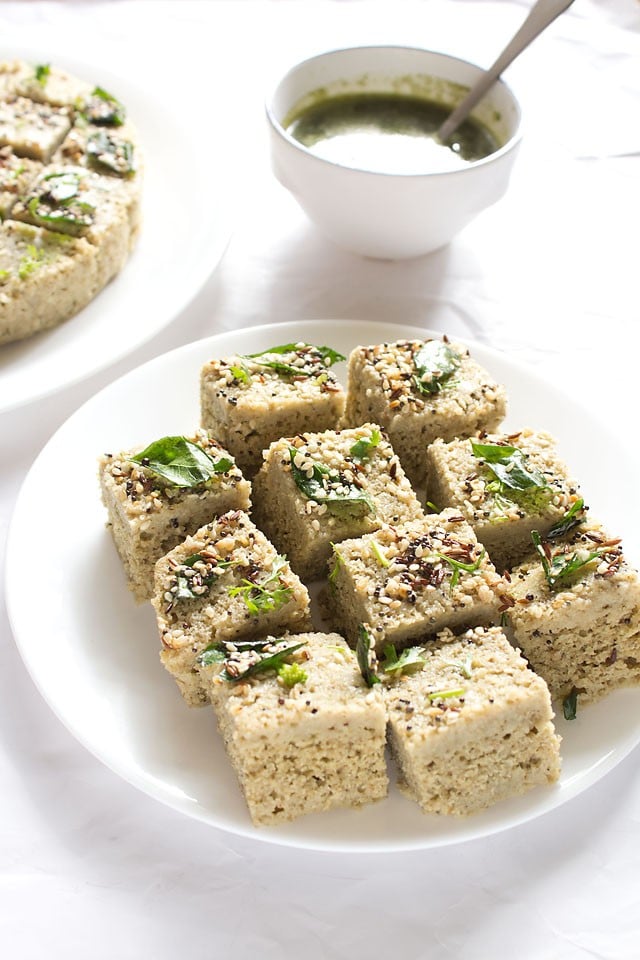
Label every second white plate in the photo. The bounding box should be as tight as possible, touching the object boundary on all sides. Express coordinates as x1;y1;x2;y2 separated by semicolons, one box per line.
0;44;232;412
6;319;640;851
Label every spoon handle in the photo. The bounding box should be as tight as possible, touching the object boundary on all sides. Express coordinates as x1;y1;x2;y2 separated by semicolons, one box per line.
437;0;574;143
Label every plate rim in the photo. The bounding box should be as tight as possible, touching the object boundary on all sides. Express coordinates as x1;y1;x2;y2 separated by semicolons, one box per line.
6;317;640;853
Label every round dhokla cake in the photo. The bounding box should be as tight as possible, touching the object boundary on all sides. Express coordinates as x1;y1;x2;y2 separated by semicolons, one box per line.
0;59;142;345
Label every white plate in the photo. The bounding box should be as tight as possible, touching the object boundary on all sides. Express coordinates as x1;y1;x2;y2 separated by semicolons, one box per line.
6;319;640;852
0;45;232;412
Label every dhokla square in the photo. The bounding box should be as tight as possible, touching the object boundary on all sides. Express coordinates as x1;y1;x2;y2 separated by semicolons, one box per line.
0;94;71;160
0;146;41;218
99;431;251;603
425;428;581;571
328;509;504;652
199;632;388;825
507;514;640;710
251;422;424;580
200;341;346;477
384;625;562;816
342;337;507;486
0;219;98;345
152;510;312;707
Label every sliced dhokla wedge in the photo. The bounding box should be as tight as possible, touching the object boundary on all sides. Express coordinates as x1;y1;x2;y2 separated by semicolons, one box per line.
199;631;388;825
0;219;98;345
425;429;581;572
342;338;507;486
11;163;139;286
152;511;312;707
0;94;71;160
506;510;640;713
328;509;505;652
200;342;346;477
251;423;424;581
0;146;41;218
8;60;92;108
383;625;561;816
99;431;251;603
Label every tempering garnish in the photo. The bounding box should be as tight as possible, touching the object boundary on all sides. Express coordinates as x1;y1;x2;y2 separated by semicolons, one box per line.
381;644;427;676
356;624;380;687
87;130;135;176
27;171;95;231
227;555;293;615
412;340;460;396
130;436;233;488
173;552;235;601
531;531;612;589
197;638;307;683
81;86;126;126
546;498;586;540
243;343;345;379
437;547;486;592
350;427;381;461
563;686;579;720
289;448;375;519
471;441;548;492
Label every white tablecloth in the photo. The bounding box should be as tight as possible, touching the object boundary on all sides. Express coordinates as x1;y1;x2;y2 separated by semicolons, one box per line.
1;2;640;956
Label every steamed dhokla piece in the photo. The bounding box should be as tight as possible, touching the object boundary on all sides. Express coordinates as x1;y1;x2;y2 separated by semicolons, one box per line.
200;632;388;825
384;626;561;816
329;510;504;652
342;338;507;486
200;342;346;477
0;94;71;160
10;61;92;108
11;164;138;286
153;511;312;706
56;121;139;179
0;146;41;218
252;423;424;580
99;432;251;602
506;512;640;709
0;220;98;345
425;429;581;572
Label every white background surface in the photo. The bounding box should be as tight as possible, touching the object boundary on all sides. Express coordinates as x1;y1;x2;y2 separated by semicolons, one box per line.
1;1;639;957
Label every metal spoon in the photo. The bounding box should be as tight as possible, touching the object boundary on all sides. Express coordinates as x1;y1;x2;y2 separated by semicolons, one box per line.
437;0;574;144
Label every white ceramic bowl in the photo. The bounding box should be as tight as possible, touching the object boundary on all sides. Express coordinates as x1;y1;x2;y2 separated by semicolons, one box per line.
266;45;523;259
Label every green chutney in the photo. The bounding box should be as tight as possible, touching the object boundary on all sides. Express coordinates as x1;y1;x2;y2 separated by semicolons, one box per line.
285;92;500;174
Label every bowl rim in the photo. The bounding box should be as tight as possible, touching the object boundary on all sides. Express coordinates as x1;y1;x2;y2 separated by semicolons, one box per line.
265;43;524;180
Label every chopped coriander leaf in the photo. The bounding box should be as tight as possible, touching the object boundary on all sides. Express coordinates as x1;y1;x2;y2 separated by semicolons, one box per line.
227;555;293;615
196;643;228;667
0;269;10;283
130;436;233;488
381;644;427;675
547;498;586;539
17;244;45;280
350;427;381;461
278;661;308;687
531;531;605;589
328;546;344;586
412;340;460;395
34;63;50;86
356;624;379;687
230;363;251;384
438;547;485;591
471;441;548;492
370;539;390;568
289;448;375;519
563;686;578;720
442;654;474;679
428;688;465;701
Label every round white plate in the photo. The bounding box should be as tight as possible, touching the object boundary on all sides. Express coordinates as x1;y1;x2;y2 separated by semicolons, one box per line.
6;319;640;852
0;45;232;412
